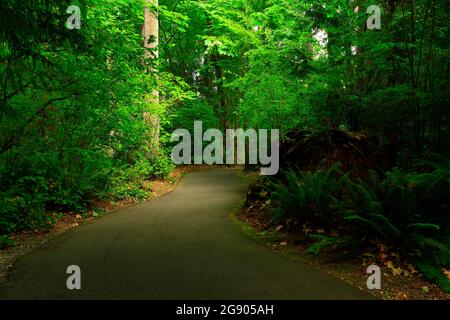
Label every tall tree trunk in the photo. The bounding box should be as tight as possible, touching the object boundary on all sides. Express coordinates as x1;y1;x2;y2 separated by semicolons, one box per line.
143;0;160;158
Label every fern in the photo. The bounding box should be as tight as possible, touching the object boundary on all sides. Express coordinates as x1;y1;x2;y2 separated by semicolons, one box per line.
413;153;449;171
272;162;450;291
271;164;349;224
406;223;440;233
345;215;390;240
410;234;450;264
368;213;402;238
415;260;450;293
306;234;353;254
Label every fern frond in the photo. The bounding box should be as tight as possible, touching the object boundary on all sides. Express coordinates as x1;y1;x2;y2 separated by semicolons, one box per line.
415;260;450;293
345;215;389;240
369;213;402;238
406;223;440;233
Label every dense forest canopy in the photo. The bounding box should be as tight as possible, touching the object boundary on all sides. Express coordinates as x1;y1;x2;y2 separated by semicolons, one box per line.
0;0;449;292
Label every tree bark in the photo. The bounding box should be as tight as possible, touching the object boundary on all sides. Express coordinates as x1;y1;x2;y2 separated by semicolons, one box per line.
143;0;160;158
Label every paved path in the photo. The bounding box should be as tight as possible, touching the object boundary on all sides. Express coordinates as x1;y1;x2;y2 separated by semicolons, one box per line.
0;169;373;299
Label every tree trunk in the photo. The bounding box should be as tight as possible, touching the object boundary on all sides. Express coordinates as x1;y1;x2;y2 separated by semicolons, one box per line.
143;0;160;158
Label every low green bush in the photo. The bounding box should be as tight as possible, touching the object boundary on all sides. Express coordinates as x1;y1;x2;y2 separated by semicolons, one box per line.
341;168;450;292
147;152;175;180
270;164;348;224
268;159;450;292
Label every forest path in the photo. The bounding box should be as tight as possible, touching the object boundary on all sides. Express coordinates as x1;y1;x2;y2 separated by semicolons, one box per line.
0;168;373;299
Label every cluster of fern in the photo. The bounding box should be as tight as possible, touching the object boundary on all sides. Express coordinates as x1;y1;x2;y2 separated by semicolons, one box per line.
271;164;348;224
269;158;450;292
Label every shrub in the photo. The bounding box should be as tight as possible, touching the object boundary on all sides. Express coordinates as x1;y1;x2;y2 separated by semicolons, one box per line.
305;233;356;255
147;152;174;180
270;164;348;224
341;169;450;292
267;159;450;292
112;182;151;201
0;191;55;235
0;235;15;249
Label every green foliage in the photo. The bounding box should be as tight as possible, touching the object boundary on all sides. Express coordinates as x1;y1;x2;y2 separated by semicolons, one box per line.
168;99;219;133
0;235;15;249
271;165;348;224
147;153;175;180
305;234;355;255
269;161;449;290
104;150;173;202
0;0;449;293
415;261;450;294
0;0;188;235
111;183;151;202
0;190;59;235
342;166;449;241
339;166;450;289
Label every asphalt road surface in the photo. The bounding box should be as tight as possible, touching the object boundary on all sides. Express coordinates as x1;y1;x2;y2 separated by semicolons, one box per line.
0;168;373;299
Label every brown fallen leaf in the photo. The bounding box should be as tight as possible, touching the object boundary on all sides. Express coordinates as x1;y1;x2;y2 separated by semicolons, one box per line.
386;260;403;276
392;267;403;276
395;292;408;300
442;268;450;280
75;214;82;219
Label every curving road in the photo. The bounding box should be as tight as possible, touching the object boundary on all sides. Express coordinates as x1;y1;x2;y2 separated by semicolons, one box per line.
0;168;373;299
